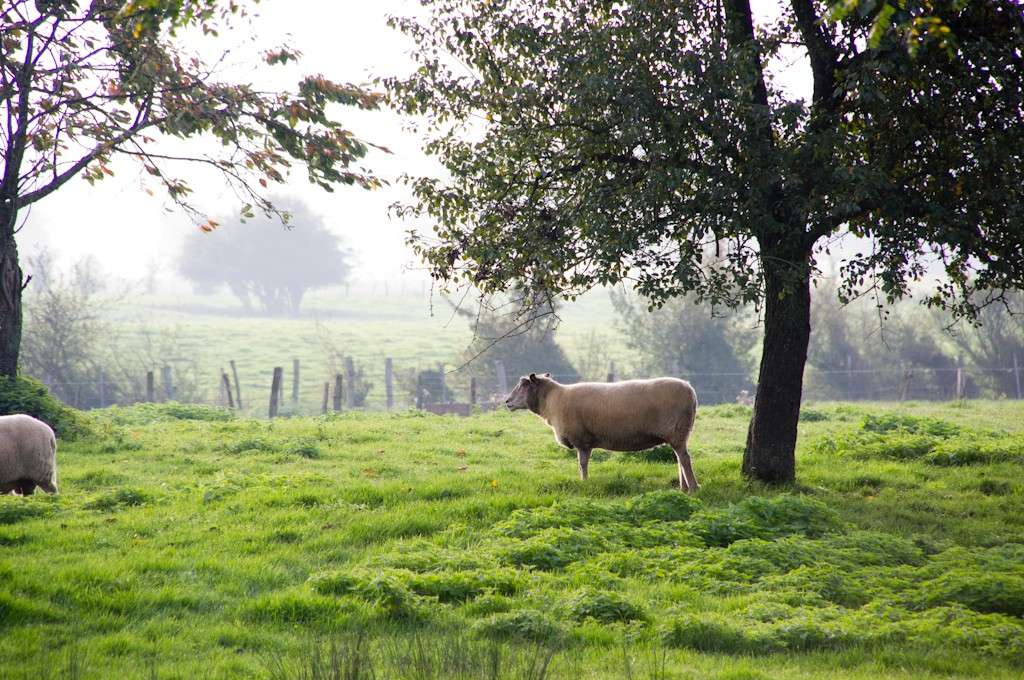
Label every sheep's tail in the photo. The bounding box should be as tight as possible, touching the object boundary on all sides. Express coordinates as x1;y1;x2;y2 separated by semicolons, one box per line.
40;432;58;494
679;382;698;444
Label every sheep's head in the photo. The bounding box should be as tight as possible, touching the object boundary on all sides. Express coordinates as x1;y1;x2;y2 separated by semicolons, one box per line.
505;373;550;413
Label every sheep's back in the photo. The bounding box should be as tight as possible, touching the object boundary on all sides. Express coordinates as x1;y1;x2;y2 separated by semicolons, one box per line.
554;378;695;449
0;414;57;482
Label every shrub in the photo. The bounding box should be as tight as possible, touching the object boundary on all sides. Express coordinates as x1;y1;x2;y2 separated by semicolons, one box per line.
761;565;871;608
83;488;151;511
660;614;766;654
627;490;702;522
406;569;523;603
472;610;564;643
917;571;1024;617
0;375;90;439
223;438;278;454
564;589;644;623
492;499;628;539
861;414;960;437
688;495;841;546
98;402;234;425
286;441;322;459
926;434;1024;466
308;571;360;597
799;408;829;422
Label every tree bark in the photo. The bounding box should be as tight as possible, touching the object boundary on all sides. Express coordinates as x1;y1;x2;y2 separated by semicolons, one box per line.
742;244;813;484
0;201;24;378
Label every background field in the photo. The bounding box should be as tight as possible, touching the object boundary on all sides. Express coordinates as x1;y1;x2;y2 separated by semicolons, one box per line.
2;400;1023;679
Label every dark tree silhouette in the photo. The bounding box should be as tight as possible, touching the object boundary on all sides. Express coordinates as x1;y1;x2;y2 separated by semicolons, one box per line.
178;200;350;316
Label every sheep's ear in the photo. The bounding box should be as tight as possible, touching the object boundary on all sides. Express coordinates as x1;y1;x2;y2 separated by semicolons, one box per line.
529;373;537;382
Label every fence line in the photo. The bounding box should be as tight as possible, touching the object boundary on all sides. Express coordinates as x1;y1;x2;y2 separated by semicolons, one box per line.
36;357;1024;416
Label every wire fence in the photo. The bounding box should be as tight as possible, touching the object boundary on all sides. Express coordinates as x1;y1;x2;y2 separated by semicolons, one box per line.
39;357;1024;417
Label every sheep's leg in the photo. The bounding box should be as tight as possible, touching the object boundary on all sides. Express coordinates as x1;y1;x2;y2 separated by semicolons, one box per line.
37;480;57;494
674;449;699;492
15;479;36;496
576;448;592;480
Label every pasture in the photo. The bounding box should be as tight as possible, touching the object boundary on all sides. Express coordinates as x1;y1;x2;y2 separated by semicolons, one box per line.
1;400;1023;679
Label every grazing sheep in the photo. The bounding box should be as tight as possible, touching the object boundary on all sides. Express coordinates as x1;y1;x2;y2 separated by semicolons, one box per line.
505;373;699;491
0;414;58;495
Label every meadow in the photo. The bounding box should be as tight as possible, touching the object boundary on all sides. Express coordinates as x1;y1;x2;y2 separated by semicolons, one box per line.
1;400;1023;679
108;287;632;414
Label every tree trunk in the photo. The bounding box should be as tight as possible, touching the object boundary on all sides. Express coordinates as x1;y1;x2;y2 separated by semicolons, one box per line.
0;200;24;378
742;246;813;484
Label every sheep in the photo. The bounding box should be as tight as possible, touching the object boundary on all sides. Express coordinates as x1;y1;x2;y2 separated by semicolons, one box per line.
0;414;58;496
505;373;699;492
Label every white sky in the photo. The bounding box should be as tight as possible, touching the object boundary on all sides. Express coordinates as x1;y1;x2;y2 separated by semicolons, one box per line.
16;0;810;287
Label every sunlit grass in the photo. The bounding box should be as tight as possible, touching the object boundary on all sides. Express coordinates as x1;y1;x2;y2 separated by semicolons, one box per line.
1;400;1022;678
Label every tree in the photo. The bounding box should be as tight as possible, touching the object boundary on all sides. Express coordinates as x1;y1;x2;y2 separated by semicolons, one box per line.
612;291;755;404
387;0;1024;483
178;199;350;315
947;291;1024;398
2;0;382;376
453;291;580;394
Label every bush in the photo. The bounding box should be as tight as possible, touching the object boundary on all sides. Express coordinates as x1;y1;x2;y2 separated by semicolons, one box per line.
799;408;829;422
0;375;90;439
687;495;842;547
83;488;151;511
96;402;234;426
627;490;702;522
564;589;644;623
861;414;959;437
917;571;1024;617
472;610;564;643
406;569;523;603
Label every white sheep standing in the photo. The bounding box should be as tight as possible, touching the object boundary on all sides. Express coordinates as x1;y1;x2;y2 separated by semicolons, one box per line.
505;373;700;492
0;414;58;495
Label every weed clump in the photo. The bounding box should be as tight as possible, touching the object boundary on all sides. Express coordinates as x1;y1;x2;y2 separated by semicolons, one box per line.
862;414;960;437
84;488;150;511
472;609;564;643
98;402;235;425
564;588;644;623
688;495;842;546
627;490;702;522
0;375;90;439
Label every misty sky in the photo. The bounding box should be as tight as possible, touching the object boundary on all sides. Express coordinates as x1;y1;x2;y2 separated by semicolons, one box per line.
16;0;810;287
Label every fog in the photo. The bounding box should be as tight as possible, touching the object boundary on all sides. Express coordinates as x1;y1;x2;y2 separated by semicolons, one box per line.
15;0;811;294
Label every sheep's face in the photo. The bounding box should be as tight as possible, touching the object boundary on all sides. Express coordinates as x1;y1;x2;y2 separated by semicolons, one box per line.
505;373;549;412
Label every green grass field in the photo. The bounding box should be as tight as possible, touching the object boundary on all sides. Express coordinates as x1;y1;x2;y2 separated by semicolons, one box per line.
2;400;1023;679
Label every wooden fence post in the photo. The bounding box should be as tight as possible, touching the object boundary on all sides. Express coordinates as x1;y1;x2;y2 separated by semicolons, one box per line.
496;361;508;396
162;365;174;401
899;369;912;402
146;371;155;402
438;364;446;404
321;382;330;414
470;377;477;405
97;370;106;408
385;358;394;410
1014;354;1022;400
222;371;235;408
846;354;855;398
230;360;243;409
333;374;343;412
607;361;616;383
344;357;356;409
269;367;283;418
955;356;965;400
292;358;300;402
